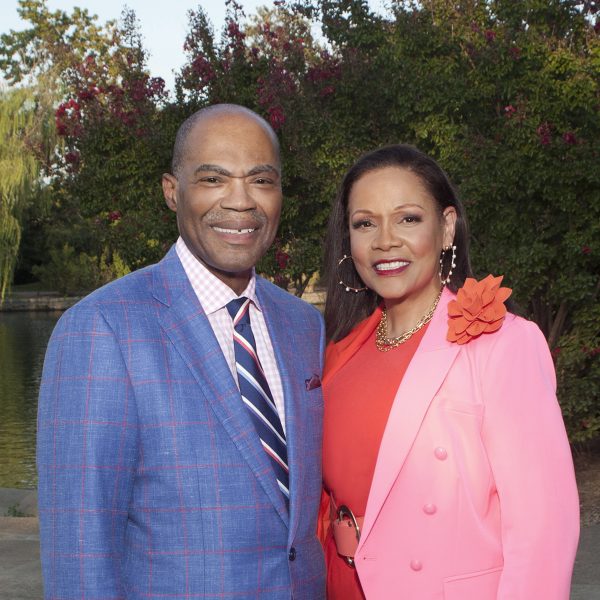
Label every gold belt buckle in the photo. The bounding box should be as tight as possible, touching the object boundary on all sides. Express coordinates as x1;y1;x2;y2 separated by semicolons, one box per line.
336;504;361;568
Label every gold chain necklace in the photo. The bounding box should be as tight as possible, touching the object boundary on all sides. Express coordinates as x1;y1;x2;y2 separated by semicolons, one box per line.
375;290;442;352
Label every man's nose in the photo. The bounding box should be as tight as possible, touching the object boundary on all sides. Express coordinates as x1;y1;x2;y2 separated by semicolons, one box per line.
220;179;257;211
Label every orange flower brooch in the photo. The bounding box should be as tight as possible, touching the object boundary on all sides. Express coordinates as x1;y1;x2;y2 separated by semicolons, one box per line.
447;275;512;345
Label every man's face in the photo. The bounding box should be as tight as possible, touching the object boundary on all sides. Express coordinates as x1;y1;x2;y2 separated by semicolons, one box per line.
163;113;282;294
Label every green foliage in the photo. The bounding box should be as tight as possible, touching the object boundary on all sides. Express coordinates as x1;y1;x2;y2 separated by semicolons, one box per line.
1;0;598;441
0;0;118;86
47;7;177;270
555;303;600;443
4;503;29;517
32;244;130;296
0;87;45;301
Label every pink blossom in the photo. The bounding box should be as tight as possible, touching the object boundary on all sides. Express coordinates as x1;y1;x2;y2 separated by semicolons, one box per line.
274;273;290;289
537;122;552;145
582;245;591;255
108;210;122;223
484;29;496;43
268;105;286;130
509;46;521;60
275;248;290;269
562;131;577;145
77;88;96;102
191;55;215;84
504;104;516;116
64;151;80;164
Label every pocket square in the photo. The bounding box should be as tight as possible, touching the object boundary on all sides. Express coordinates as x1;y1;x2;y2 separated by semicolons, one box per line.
305;374;322;391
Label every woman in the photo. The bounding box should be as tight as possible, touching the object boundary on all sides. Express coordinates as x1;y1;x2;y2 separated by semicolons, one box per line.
320;145;579;599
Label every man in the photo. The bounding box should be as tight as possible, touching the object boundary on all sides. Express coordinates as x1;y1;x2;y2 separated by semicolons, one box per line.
37;104;326;599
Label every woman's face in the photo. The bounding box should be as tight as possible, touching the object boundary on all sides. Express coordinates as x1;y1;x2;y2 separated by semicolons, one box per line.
348;166;456;309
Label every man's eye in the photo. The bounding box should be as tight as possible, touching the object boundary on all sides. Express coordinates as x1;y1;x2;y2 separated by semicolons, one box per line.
200;176;221;184
252;177;274;185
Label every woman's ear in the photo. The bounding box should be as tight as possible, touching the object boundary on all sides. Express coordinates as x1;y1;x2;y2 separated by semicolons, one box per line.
442;206;457;248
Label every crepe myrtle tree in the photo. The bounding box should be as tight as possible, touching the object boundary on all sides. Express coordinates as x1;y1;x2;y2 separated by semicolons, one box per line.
50;7;176;270
7;0;597;440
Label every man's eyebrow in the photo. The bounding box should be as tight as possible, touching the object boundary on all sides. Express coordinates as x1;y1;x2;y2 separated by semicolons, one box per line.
192;164;280;178
247;164;280;177
193;164;231;176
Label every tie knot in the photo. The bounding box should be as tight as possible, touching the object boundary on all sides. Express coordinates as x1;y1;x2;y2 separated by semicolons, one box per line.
226;297;251;326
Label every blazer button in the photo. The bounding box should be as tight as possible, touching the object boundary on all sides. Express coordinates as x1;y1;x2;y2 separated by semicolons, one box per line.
423;503;437;515
434;447;448;460
410;559;423;571
288;547;296;561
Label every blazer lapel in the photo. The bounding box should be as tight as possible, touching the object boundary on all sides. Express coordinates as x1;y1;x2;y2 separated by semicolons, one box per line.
358;288;460;552
152;249;289;526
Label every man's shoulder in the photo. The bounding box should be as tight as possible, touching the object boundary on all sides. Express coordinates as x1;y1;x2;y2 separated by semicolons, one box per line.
81;264;154;303
60;261;161;326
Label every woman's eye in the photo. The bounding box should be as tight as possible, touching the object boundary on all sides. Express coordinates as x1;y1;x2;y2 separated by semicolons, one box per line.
352;219;373;229
402;215;421;224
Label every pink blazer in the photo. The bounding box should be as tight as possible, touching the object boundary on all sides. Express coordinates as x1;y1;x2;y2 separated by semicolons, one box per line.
325;288;579;599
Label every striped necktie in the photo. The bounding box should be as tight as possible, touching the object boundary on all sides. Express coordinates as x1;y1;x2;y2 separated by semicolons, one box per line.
226;297;289;508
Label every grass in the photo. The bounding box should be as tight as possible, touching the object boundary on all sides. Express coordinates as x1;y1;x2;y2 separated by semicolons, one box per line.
10;281;49;293
3;503;31;517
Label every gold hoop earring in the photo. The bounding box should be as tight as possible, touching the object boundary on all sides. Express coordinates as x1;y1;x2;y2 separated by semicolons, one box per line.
337;255;368;293
439;245;456;286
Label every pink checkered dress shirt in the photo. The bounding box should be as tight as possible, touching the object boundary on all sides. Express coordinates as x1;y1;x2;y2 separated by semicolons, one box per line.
176;237;286;429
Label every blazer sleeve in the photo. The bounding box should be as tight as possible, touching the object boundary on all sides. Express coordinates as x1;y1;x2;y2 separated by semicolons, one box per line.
480;318;579;599
37;304;137;599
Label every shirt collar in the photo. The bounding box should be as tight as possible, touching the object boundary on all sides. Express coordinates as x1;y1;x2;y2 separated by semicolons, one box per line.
176;237;261;315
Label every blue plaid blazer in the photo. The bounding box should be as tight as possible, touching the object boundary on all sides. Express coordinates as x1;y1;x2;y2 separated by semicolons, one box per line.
37;246;326;599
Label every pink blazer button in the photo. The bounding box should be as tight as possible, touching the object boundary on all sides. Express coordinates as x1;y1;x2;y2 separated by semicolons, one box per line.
410;559;423;571
423;503;437;515
434;447;448;460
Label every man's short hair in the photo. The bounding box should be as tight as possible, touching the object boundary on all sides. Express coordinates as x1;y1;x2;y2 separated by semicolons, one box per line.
171;104;281;176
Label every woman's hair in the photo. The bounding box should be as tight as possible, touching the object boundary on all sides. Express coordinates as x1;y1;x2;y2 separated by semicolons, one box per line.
323;144;473;342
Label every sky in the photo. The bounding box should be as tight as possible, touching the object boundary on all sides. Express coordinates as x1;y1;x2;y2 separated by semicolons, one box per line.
0;1;284;92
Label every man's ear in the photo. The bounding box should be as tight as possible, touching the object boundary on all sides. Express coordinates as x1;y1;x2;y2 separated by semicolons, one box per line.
162;173;178;212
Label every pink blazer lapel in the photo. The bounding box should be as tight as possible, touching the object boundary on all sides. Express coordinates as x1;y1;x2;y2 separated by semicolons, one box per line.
357;288;460;552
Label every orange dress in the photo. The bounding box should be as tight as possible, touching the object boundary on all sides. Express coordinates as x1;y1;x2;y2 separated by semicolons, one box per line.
322;319;428;600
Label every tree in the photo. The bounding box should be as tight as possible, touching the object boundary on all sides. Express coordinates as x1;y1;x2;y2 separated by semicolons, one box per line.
3;0;597;440
0;87;45;300
0;0;122;292
176;0;600;439
49;8;175;270
0;0;118;88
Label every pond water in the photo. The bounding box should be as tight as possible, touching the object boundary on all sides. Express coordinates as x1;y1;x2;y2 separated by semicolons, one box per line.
0;311;61;489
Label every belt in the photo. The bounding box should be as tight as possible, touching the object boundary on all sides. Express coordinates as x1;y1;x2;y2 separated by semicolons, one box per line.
330;498;364;567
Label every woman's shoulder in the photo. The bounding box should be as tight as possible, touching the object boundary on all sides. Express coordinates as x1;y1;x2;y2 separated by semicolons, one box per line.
446;274;548;353
495;312;547;345
461;312;553;381
324;306;382;384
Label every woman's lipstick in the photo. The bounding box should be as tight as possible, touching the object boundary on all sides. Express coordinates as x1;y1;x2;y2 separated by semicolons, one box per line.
373;259;410;276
